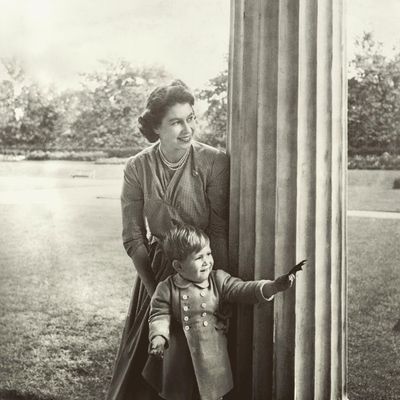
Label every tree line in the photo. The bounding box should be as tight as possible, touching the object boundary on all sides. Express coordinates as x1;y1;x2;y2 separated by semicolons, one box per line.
199;33;400;156
1;33;400;156
0;60;171;154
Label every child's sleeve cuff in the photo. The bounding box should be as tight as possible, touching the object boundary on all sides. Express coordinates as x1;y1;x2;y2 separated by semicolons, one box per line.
256;280;275;302
149;319;170;347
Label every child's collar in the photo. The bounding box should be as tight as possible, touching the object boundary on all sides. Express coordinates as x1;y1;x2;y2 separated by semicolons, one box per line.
172;273;210;289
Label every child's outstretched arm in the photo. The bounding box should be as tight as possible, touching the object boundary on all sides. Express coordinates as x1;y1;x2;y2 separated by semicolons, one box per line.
218;260;306;304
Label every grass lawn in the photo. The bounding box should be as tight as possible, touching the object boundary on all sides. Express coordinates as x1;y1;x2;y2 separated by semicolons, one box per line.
347;218;400;400
0;162;128;400
348;169;400;212
0;164;399;399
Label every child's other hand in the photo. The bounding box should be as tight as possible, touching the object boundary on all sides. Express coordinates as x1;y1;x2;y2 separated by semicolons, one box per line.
274;273;295;292
149;336;166;358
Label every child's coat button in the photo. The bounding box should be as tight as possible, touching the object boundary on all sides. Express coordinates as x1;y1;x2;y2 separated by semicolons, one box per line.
201;312;206;317
183;306;189;311
200;291;205;297
182;294;188;300
201;303;206;308
184;316;189;321
184;325;190;331
203;321;208;327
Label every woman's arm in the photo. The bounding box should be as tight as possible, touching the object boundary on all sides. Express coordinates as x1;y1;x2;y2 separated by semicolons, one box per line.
121;159;156;296
206;151;230;270
131;244;157;297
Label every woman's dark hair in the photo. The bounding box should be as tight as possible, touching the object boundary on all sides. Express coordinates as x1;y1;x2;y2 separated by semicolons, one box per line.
138;80;195;143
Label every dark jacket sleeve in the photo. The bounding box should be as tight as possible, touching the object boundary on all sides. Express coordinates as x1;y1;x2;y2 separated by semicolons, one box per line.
148;280;172;345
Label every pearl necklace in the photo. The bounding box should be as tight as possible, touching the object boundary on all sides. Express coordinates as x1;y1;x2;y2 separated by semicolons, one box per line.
159;146;190;170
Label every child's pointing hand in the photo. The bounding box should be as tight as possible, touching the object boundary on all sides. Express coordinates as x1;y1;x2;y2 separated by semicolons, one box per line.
287;259;307;276
262;260;307;297
275;259;307;291
277;259;307;291
273;273;295;292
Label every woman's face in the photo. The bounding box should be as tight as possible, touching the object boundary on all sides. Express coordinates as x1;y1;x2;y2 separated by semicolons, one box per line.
155;102;196;155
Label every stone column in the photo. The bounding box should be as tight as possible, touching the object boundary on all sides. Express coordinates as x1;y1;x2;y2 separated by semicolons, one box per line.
227;0;347;399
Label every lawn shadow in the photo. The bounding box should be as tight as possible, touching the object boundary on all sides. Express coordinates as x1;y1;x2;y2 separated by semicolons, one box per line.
0;390;57;400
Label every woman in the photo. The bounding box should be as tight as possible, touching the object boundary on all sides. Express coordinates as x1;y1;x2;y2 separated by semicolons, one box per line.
106;80;229;400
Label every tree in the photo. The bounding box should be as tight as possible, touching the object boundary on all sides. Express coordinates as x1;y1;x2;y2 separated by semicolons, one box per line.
0;80;18;147
15;84;59;147
348;32;400;155
0;59;173;151
198;33;400;157
197;70;228;149
0;58;25;147
0;58;59;149
70;61;172;149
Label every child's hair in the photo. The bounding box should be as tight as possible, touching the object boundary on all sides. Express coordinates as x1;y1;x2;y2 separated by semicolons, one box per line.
162;224;210;262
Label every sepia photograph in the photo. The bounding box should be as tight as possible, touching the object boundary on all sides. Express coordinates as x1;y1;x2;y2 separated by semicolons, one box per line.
0;1;399;399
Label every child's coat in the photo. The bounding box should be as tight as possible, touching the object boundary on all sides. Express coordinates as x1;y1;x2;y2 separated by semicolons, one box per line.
144;269;274;400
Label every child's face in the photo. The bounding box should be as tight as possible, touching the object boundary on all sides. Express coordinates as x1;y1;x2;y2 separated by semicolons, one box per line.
174;244;214;283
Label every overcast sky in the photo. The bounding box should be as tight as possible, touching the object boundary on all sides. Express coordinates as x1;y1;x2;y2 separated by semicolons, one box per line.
0;0;399;90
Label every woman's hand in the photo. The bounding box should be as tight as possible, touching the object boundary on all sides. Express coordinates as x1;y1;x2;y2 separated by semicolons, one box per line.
131;244;157;297
149;336;166;359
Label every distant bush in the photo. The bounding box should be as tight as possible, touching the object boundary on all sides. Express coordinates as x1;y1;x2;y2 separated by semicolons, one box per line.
348;145;400;157
26;150;107;161
105;147;142;158
24;147;142;161
393;178;400;189
348;153;400;170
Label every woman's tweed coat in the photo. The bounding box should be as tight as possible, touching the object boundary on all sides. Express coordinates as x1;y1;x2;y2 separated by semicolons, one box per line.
106;141;229;400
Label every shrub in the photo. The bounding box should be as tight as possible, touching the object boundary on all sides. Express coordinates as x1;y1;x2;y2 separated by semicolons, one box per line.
393;178;400;189
27;150;49;160
105;147;142;158
348;153;400;170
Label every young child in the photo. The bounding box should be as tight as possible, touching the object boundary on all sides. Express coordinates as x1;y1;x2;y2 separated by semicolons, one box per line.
144;224;302;400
